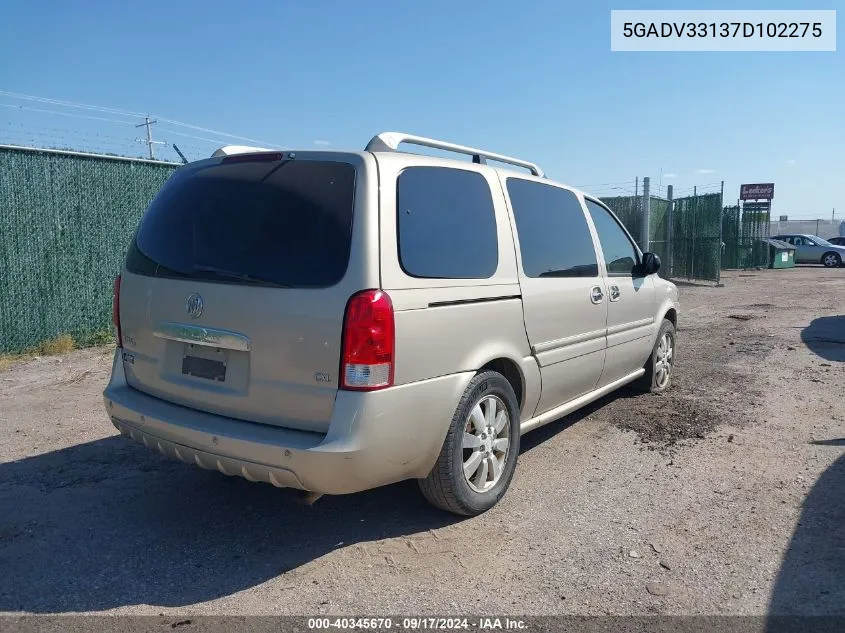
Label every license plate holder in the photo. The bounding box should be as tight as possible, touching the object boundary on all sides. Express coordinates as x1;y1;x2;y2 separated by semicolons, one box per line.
181;348;227;382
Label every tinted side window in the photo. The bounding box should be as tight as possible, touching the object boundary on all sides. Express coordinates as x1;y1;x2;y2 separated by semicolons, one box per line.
506;178;598;278
585;200;639;276
397;167;498;279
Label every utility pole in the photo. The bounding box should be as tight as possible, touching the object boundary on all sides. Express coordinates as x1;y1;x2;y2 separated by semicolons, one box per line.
717;181;724;285
135;116;165;159
691;186;697;280
666;184;674;278
641;176;650;252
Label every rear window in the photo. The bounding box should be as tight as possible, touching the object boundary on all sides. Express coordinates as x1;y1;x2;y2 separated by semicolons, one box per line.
125;158;356;288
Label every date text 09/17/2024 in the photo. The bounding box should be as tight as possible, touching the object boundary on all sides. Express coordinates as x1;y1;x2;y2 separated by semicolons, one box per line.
306;618;527;631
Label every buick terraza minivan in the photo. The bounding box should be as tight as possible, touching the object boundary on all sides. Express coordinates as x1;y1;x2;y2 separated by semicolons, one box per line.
104;132;679;516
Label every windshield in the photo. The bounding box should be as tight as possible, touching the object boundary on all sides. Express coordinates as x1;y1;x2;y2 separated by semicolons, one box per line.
810;236;833;247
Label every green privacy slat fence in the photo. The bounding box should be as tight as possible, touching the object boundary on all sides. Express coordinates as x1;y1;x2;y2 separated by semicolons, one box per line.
600;195;668;256
602;192;723;282
600;193;720;282
670;193;722;282
647;197;670;266
600;195;643;248
0;146;178;353
721;203;770;269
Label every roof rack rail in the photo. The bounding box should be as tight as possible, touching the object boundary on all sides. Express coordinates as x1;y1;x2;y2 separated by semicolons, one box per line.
365;132;544;178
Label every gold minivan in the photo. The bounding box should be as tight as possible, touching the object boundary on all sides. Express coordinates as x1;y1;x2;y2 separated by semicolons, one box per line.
104;132;679;516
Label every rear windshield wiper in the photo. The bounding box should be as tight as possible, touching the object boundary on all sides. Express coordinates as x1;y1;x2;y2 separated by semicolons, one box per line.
191;265;290;288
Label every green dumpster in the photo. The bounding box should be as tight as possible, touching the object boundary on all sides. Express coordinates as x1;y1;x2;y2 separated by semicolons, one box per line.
764;238;796;269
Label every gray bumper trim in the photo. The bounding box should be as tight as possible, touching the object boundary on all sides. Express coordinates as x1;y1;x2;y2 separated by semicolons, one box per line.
112;417;307;490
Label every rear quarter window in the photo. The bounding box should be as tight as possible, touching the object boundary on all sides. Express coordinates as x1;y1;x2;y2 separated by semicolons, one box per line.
396;166;498;279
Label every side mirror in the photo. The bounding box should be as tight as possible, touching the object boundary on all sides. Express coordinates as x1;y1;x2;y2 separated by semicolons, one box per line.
640;252;661;276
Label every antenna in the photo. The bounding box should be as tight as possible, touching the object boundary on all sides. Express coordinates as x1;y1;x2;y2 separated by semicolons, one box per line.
135;116;165;159
172;143;189;164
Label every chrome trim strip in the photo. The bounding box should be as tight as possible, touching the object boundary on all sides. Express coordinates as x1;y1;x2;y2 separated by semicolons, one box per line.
153;322;251;351
532;327;607;355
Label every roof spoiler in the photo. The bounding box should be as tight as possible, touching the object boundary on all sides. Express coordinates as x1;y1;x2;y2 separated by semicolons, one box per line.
211;145;273;157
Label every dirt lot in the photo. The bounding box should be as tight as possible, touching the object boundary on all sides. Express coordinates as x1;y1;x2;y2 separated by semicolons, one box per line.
0;267;843;617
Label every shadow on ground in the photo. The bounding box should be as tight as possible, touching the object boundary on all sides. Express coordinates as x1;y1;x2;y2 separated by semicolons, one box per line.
0;394;608;613
0;436;463;613
767;453;845;624
811;439;845;447
801;316;845;362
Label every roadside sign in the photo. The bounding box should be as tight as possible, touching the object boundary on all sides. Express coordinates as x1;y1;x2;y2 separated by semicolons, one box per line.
740;183;774;200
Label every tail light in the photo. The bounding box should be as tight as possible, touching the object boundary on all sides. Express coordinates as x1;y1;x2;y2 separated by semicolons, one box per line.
340;290;395;391
112;274;123;347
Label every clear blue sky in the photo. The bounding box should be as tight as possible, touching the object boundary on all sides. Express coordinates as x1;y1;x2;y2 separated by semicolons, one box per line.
1;0;841;218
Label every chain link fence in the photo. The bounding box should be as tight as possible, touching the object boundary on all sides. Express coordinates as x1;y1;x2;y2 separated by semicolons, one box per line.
599;195;643;246
0;146;178;353
647;196;670;265
721;204;770;269
601;189;723;283
2;150;794;352
669;193;722;281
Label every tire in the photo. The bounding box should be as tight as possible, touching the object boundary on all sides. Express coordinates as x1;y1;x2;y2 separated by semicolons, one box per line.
821;252;842;268
418;371;520;516
633;319;676;394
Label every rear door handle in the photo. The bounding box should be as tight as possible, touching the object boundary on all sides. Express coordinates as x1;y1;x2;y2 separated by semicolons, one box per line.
590;286;604;304
609;285;621;302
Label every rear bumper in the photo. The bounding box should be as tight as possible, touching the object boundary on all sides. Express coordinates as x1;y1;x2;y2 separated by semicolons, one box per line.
103;351;472;495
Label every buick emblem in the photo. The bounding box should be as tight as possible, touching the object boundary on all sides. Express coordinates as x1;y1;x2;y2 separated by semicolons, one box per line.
186;293;204;319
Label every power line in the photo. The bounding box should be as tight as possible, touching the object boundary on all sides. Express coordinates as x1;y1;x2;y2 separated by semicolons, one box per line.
153;116;280;147
1;127;213;162
2;120;140;144
574;179;636;189
0;102;136;125
157;127;251;147
1;119;216;159
0;89;282;148
0;90;147;118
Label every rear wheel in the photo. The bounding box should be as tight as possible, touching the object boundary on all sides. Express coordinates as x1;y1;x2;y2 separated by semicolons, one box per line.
821;252;842;268
418;371;520;516
633;319;676;394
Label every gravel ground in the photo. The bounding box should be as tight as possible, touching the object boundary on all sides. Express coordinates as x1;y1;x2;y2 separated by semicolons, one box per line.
0;267;843;617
